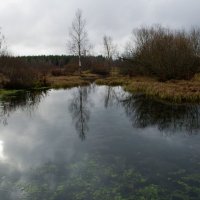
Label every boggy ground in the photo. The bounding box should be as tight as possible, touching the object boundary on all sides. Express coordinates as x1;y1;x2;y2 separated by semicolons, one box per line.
95;74;200;103
1;71;200;103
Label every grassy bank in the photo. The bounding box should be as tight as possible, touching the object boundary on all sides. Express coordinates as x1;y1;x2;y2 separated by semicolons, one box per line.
95;75;200;103
47;72;102;89
1;71;200;103
125;79;200;103
0;89;19;96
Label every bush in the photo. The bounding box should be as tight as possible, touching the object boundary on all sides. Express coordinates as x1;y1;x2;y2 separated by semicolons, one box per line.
0;56;40;89
64;61;77;75
89;57;110;75
117;59;138;76
91;63;110;75
122;25;200;81
51;68;65;76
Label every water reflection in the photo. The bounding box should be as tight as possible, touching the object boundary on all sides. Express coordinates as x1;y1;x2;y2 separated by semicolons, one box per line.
69;86;91;140
0;90;48;125
1;86;200;137
102;86;200;135
122;94;200;134
104;86;128;108
0;86;200;199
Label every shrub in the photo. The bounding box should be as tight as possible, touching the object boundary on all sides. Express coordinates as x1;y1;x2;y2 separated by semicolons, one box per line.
51;68;65;76
64;62;77;75
89;57;110;75
117;59;139;76
122;25;200;81
0;56;39;89
90;62;110;75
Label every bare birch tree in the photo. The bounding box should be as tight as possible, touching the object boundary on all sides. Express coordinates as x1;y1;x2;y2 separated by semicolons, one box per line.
0;28;6;56
69;86;91;140
103;35;117;60
68;9;89;74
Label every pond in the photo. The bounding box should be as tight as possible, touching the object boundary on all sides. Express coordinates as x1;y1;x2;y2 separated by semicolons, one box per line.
0;85;200;200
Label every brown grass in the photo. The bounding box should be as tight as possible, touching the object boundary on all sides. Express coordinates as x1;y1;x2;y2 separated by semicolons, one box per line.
124;77;200;103
47;75;89;88
95;76;129;86
96;74;200;103
47;71;103;89
1;67;200;103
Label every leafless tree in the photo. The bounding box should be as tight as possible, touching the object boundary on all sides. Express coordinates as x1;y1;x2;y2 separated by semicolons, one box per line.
123;38;135;58
69;86;91;140
189;27;200;56
103;35;117;60
68;9;89;74
124;25;200;80
0;28;7;56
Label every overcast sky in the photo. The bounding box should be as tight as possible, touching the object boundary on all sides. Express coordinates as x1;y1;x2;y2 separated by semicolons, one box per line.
0;0;200;56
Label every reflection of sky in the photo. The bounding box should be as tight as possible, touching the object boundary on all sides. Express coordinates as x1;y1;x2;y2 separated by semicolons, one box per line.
0;140;6;161
0;89;80;170
0;86;200;198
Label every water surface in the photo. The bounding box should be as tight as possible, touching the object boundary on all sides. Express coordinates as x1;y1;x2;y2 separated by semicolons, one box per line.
0;85;200;200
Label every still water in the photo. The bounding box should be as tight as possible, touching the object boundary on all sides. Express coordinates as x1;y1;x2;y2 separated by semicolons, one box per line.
0;85;200;200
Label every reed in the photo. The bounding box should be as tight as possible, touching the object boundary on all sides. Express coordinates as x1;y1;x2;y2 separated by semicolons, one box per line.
124;79;200;103
47;75;90;89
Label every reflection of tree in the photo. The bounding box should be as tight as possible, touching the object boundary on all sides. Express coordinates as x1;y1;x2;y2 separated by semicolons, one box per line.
69;86;91;140
102;86;200;135
104;86;128;108
0;90;48;125
121;94;200;135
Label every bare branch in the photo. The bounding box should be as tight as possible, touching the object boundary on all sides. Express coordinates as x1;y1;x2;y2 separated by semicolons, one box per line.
0;28;7;56
68;9;90;74
103;35;117;60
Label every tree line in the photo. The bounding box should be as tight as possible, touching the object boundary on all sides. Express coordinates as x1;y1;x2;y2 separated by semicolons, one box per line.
1;9;200;89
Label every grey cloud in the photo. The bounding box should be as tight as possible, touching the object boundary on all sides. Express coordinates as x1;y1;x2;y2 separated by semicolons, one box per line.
0;0;199;55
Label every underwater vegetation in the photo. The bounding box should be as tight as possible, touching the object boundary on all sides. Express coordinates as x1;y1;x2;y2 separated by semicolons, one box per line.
0;154;200;200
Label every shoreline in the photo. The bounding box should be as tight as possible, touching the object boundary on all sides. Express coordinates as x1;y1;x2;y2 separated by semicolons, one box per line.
95;76;200;103
1;73;200;103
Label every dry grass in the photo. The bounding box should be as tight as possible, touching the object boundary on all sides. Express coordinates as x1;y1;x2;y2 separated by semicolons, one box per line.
47;71;104;88
47;75;90;88
96;74;200;103
125;77;200;103
192;73;200;82
1;68;200;103
95;76;130;86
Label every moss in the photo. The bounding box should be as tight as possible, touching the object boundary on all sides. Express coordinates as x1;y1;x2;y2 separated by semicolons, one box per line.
0;89;21;97
0;89;23;99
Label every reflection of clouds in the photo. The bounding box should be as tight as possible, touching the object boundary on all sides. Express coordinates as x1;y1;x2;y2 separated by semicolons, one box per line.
0;89;82;173
0;90;48;126
1;87;200;173
0;86;200;200
0;140;6;161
